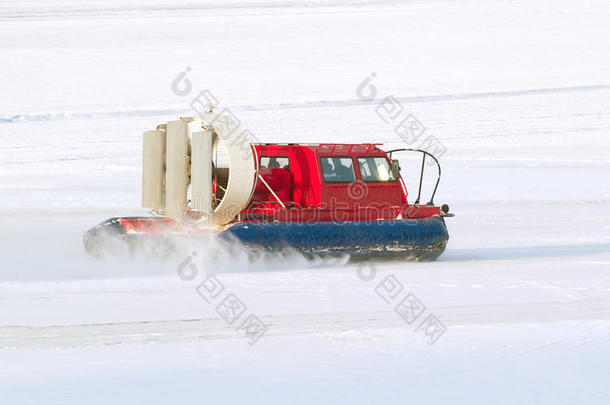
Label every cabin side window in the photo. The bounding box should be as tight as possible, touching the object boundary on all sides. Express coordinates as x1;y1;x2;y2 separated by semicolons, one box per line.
320;157;356;183
260;156;290;169
357;157;396;182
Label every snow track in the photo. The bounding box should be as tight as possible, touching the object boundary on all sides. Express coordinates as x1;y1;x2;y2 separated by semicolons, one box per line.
2;84;609;124
3;300;610;349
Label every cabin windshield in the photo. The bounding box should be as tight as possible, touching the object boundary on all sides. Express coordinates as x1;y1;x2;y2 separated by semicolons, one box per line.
321;157;356;183
358;157;395;182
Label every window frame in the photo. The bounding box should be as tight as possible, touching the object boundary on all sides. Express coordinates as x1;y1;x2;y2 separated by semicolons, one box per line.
259;155;290;170
319;156;357;183
357;156;398;183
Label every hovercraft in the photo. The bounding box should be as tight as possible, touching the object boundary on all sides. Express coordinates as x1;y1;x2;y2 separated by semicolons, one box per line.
84;113;453;261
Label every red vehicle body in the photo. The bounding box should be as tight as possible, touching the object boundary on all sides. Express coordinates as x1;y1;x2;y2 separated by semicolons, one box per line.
242;143;441;222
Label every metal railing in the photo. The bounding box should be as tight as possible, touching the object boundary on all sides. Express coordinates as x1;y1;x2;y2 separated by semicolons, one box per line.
387;148;442;206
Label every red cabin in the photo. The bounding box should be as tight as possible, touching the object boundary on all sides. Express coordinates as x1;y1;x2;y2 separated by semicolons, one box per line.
240;143;441;222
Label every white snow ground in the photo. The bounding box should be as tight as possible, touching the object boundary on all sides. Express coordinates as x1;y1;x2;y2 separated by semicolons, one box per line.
1;0;610;403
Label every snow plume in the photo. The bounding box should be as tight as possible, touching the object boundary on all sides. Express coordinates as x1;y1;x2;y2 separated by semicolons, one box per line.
0;212;348;282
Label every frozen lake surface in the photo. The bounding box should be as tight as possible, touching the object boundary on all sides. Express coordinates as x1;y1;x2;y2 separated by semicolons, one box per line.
1;0;609;403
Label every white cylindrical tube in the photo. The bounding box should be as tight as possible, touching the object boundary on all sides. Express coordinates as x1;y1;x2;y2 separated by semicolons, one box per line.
190;126;214;220
141;129;166;210
165;119;189;219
